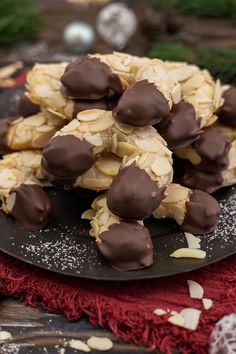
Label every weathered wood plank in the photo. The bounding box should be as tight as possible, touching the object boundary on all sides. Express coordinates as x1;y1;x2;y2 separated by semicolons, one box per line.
0;297;159;353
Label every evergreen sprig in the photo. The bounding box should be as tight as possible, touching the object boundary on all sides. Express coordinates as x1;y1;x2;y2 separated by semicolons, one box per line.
150;42;236;84
0;0;44;46
153;0;236;18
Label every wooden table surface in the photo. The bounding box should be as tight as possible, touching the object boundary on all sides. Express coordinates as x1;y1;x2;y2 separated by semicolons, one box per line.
0;296;160;354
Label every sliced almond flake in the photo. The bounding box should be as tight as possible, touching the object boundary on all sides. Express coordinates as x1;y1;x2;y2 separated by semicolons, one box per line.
69;339;91;352
0;331;12;340
81;209;96;220
96;157;121;176
164;184;189;203
59;348;65;354
184;232;201;249
180;308;201;330
78;109;105;122
168;313;185;327
171;83;181;104
87;336;113;351
153;309;167;316
35;83;51;98
170;310;179;315
187;280;204;299
84;133;102;147
135;137;163;153
151;158;172;176
170;248;206;259
61;119;79;132
202;298;213;310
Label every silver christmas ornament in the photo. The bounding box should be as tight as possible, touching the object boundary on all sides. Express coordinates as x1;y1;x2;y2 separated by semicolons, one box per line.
63;21;95;54
209;314;236;354
96;2;137;50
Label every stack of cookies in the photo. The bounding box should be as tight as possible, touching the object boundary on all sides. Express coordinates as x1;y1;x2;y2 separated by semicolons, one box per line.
0;52;235;270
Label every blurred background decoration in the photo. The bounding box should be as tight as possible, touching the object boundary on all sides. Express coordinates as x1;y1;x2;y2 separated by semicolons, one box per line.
0;0;235;84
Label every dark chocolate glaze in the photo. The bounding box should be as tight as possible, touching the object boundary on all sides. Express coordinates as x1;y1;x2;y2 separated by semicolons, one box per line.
9;184;52;231
18;92;40;117
193;126;231;173
41;135;96;183
97;221;153;270
107;164;165;220
60;56;123;99
219;86;236;128
113;80;170;127
182;164;223;193
0;116;18;155
72;98;110;118
156;101;202;149
181;190;220;234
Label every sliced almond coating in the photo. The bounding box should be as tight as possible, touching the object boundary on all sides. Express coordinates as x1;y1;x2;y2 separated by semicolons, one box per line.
84;133;102;147
135;137;163;153
187;280;204;299
61;119;79;132
202;298;213;310
69;339;91;352
0;331;12;340
34;83;51;98
180;308;201;330
170;248;206;259
5;192;16;212
83;115;113;133
153;309;167;316
81;209;96;220
23;115;46;126
168;313;185;327
0;170;17;189
87;336;113;351
171;83;181;104
164;184;189;203
184;232;201;249
151;158;172;176
114;121;133;134
78;109;105;122
96;157;121;176
116;142;137;157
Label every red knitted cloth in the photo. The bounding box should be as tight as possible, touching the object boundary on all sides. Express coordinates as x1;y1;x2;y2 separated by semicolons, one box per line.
0;252;235;354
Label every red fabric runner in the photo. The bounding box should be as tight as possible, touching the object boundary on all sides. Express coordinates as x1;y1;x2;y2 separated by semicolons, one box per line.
0;252;235;354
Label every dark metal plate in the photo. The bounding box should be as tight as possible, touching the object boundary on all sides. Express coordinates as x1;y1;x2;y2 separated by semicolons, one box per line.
0;85;235;281
0;181;235;281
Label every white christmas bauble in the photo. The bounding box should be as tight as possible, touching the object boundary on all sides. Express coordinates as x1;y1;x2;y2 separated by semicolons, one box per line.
96;2;137;49
63;21;95;53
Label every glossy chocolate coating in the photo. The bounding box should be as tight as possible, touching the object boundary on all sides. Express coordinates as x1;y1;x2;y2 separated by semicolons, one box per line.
0;116;18;155
107;164;165;220
156;101;202;149
72;98;110;118
113;80;170;127
41;135;96;183
219;86;236;128
182;164;223;193
18;92;40;117
97;221;153;270
61;56;123;99
9;184;52;231
193;126;231;173
181;190;220;234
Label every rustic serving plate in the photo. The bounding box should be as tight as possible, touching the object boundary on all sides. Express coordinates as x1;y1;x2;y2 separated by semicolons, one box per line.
0;85;235;281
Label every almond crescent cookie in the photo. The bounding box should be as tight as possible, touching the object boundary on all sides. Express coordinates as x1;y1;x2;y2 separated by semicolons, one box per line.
164;61;223;127
0;113;64;153
82;194;153;270
113;59;181;127
0;150;52;230
41;109;114;187
107;123;173;220
175;125;235;173
153;183;220;234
